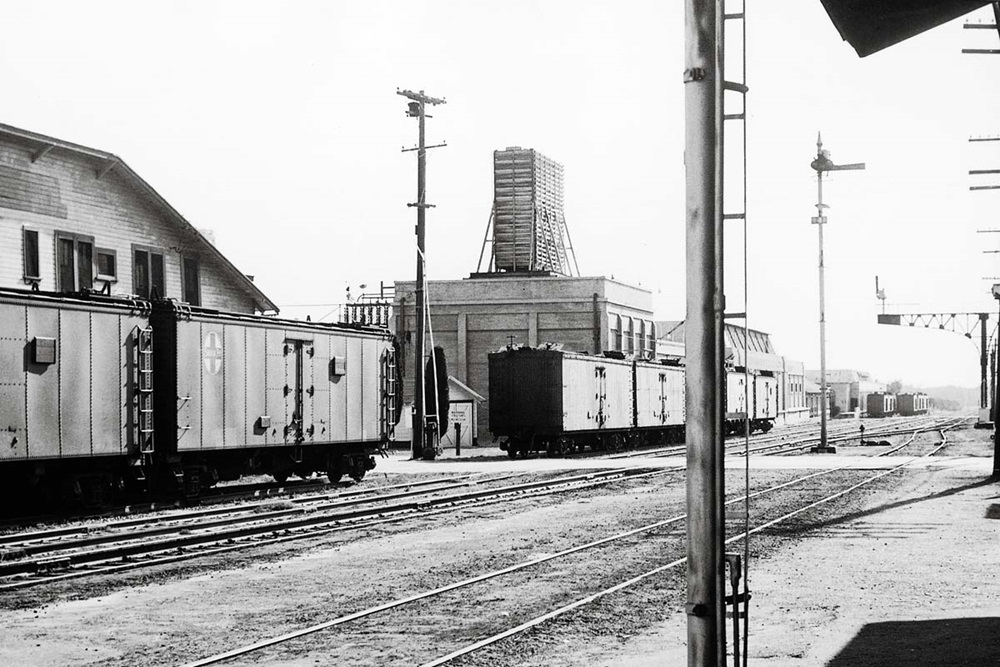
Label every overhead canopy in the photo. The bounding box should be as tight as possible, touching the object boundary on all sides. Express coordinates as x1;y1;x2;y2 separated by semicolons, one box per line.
820;0;993;57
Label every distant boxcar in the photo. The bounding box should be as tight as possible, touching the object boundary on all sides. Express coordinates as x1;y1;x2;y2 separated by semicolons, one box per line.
866;392;897;418
489;346;780;458
897;392;929;416
725;368;778;435
489;347;685;457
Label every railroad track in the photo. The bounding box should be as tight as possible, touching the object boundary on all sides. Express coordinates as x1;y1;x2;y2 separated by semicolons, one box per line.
176;419;965;666
605;414;962;459
0;472;489;552
0;467;665;591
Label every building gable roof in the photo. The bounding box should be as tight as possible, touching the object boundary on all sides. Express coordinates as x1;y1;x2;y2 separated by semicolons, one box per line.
0;122;277;313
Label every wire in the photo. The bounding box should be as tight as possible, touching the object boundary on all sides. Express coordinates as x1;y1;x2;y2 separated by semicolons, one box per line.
417;245;442;454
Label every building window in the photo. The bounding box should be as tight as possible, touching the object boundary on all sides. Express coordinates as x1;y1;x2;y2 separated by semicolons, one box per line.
133;245;165;299
96;248;117;282
23;228;40;282
182;256;201;306
55;231;94;292
613;314;623;351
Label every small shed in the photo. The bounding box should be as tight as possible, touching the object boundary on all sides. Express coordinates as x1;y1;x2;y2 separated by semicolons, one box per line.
439;376;485;450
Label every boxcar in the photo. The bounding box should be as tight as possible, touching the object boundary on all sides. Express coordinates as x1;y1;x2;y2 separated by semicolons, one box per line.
866;392;897;418
725;368;778;435
489;347;685;457
897;392;929;416
150;300;399;491
0;289;154;502
0;288;399;505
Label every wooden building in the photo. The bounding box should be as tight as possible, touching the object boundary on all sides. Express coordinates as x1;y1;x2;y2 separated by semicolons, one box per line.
0;123;275;313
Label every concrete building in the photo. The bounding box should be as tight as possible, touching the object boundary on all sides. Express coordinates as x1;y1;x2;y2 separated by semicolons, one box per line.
658;320;809;426
805;369;885;417
0;123;275;313
393;274;655;444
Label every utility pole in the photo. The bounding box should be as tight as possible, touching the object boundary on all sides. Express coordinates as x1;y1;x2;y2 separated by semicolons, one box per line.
810;134;864;454
398;88;446;460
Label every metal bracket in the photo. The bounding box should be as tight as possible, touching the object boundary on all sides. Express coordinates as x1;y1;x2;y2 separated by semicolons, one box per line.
685;602;709;617
683;67;707;83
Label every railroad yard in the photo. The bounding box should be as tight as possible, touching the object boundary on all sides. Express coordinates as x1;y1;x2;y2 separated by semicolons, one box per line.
1;414;996;666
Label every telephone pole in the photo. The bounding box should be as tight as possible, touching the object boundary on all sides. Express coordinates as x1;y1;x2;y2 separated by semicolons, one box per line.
398;88;446;460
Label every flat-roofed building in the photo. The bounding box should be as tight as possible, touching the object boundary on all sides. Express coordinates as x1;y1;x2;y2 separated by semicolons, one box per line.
393;274;655;444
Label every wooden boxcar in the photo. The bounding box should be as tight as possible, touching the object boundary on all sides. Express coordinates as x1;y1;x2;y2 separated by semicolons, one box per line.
725;368;778;435
0;288;399;504
0;288;153;501
150;300;399;490
866;392;897;418
488;346;686;457
897;392;929;416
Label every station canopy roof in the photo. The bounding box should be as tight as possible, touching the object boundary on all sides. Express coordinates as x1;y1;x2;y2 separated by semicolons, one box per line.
819;0;994;57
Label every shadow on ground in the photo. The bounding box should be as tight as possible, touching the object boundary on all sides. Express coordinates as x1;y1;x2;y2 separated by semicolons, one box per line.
828;617;1000;666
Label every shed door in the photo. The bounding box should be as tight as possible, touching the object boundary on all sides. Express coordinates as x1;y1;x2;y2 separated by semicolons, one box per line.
440;402;473;449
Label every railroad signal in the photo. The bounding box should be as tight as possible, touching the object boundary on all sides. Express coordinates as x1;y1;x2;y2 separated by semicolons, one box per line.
810;133;864;455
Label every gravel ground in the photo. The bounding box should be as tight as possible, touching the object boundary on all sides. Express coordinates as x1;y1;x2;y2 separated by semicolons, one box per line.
0;423;995;666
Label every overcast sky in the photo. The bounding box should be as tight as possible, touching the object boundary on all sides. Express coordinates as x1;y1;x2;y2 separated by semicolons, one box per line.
4;2;999;389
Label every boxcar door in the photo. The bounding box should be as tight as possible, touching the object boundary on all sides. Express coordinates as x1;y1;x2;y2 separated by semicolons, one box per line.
285;340;307;444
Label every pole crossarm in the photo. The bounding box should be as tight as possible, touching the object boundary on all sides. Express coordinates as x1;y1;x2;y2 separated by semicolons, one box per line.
396;89;446;106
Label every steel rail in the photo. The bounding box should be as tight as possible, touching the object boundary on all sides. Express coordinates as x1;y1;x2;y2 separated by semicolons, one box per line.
0;468;661;590
607;415;957;460
418;423;961;666
0;473;505;551
179;420;964;667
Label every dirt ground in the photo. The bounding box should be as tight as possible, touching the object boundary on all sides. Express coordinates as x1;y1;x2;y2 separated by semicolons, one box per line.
604;428;1000;666
0;425;997;666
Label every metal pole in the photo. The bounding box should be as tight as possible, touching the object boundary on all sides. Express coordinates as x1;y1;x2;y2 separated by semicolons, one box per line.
685;1;726;665
981;313;989;410
995;298;1000;475
810;135;863;453
817;166;829;449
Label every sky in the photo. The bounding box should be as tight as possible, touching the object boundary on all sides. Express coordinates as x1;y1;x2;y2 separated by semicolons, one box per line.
2;1;999;390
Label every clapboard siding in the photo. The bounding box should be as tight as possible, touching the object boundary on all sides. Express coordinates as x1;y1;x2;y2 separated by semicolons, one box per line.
0;137;260;313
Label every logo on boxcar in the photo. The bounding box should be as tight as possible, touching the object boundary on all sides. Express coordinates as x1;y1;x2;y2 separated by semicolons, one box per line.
203;331;222;375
